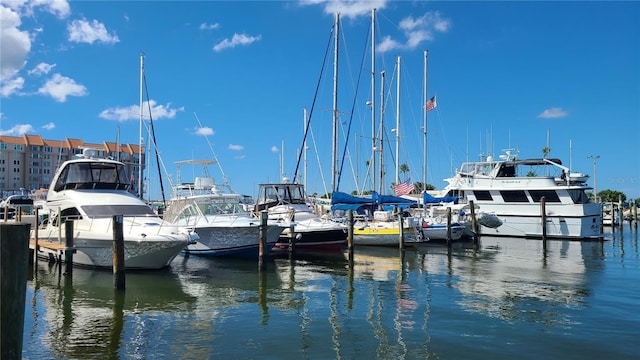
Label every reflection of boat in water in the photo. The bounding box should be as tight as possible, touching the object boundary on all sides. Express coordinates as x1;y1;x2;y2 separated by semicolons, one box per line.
26;261;196;360
416;236;604;319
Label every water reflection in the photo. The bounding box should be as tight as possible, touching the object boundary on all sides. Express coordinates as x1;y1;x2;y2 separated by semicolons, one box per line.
416;236;606;324
27;261;196;360
22;228;635;359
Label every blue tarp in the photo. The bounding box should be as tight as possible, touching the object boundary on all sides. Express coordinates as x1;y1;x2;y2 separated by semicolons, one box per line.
423;191;458;204
331;191;417;212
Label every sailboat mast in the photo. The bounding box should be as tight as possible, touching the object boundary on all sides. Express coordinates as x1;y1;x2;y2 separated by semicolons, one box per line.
395;55;401;186
370;8;377;192
378;70;385;194
331;12;339;193
138;53;144;198
303;107;308;190
423;50;428;194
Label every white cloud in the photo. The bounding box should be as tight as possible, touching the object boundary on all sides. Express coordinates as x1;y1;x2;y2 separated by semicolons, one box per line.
0;5;31;96
378;11;452;53
0;123;34;136
537;107;568;119
37;73;88;102
28;62;55;76
67;19;119;44
42;122;55;130
213;33;261;52
234;154;246;160
200;22;220;30
196;127;214;136
309;0;388;20
228;144;244;151
1;77;25;97
99;100;184;122
271;146;279;153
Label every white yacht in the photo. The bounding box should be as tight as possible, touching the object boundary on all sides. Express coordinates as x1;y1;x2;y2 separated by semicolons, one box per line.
437;150;602;239
32;149;197;269
162;160;285;257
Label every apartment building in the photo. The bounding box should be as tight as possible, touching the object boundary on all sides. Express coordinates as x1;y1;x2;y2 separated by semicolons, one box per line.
0;134;145;195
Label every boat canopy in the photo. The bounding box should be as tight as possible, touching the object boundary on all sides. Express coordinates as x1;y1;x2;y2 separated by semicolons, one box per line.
423;192;458;204
330;191;417;212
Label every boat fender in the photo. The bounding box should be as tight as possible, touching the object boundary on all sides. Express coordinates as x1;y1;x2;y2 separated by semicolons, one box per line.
422;221;429;228
435;216;443;224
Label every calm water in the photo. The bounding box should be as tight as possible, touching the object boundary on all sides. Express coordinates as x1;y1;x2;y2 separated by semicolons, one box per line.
21;227;639;359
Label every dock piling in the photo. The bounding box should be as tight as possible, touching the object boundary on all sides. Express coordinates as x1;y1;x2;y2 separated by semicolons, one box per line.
1;223;31;360
347;210;354;263
258;211;267;271
64;220;74;276
112;215;125;290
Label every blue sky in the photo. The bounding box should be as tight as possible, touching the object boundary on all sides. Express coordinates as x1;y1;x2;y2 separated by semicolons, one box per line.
1;0;639;200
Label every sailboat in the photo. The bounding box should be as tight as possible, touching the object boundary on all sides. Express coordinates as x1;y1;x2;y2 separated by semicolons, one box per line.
331;48;424;246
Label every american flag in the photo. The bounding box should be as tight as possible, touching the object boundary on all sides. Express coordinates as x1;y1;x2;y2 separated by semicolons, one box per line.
425;96;437;112
394;178;415;196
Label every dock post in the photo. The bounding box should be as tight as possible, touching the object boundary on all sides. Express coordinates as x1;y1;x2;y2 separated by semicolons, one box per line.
258;211;267;271
632;200;638;229
347;210;354;263
112;215;125;290
1;223;31;360
618;195;624;232
397;206;405;250
469;200;478;243
288;210;296;253
64;220;74;276
3;206;7;222
33;207;39;265
541;197;547;241
446;207;452;249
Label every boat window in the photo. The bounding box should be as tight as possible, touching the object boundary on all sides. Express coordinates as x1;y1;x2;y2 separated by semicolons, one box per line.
500;190;529;203
473;190;493;201
568;189;589;204
529;190;561;203
54;162;130;191
496;164;516;177
81;204;156;217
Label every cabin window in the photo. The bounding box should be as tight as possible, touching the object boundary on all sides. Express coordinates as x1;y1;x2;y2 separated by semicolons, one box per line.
529;190;561;203
500;190;529;203
473;190;493;201
81;204;156;217
568;189;589;204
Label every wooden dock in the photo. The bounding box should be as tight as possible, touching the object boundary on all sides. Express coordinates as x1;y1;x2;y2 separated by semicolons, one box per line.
29;239;74;262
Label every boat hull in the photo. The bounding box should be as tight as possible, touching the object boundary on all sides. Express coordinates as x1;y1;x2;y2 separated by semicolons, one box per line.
186;224;284;257
32;235;188;269
274;228;347;252
420;223;466;241
353;226;423;246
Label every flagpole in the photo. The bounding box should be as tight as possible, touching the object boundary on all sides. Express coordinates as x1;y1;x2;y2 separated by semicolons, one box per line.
423;50;428;197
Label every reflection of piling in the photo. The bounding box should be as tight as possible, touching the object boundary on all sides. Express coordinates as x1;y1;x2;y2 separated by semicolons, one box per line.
112;215;125;290
64;220;74;276
258;211;267;271
1;223;31;360
347;210;354;262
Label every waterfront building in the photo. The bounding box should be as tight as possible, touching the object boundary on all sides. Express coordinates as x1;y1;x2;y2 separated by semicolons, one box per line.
0;134;145;195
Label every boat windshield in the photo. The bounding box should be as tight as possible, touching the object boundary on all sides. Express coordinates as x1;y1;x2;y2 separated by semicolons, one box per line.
81;204;156;217
54;162;130;191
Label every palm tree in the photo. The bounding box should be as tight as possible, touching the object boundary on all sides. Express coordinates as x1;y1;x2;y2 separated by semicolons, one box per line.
542;146;551;159
399;163;410;179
